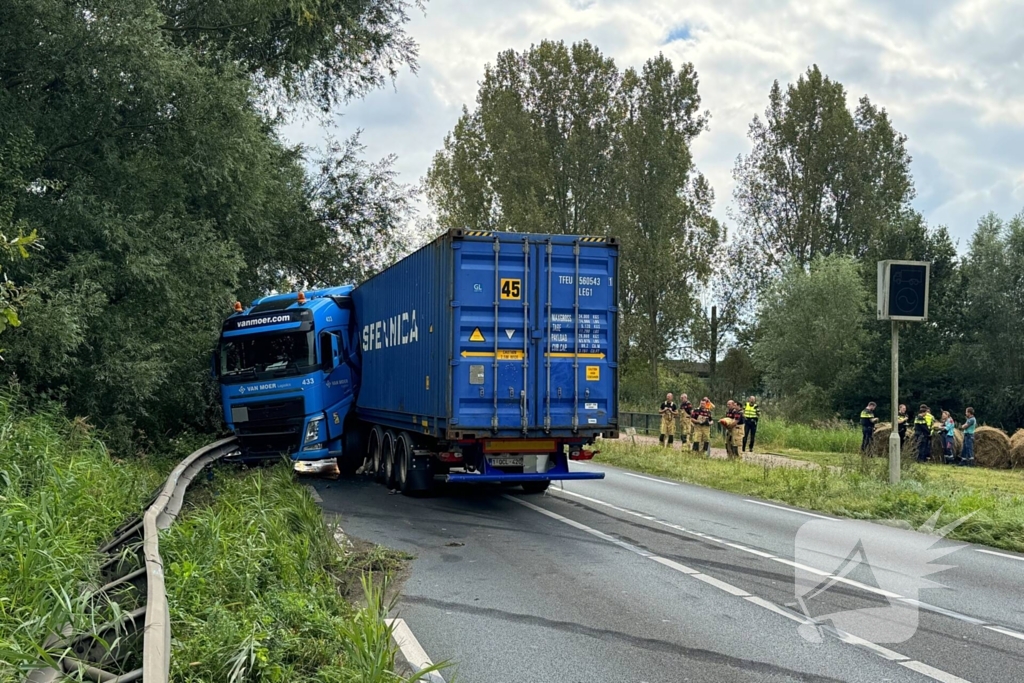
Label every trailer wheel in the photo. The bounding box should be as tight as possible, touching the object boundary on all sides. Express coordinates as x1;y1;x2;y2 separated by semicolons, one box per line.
367;426;384;480
521;481;550;494
382;430;397;488
395;432;411;493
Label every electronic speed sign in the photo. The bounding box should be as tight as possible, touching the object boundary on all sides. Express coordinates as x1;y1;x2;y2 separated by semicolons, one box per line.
877;260;930;321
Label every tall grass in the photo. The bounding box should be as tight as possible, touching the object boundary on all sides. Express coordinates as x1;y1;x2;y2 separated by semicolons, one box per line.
163;463;444;682
755;418;862;454
596;440;1024;553
0;393;166;680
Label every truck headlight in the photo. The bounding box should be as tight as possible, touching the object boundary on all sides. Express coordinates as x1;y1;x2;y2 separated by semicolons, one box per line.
304;416;323;444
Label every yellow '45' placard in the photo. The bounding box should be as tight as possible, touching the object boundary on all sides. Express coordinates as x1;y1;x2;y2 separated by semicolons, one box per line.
500;279;521;300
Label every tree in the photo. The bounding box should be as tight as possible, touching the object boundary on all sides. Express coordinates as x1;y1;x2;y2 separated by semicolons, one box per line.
614;55;720;389
426;40;620;236
0;0;419;441
732;66;914;273
956;212;1024;427
753;255;870;416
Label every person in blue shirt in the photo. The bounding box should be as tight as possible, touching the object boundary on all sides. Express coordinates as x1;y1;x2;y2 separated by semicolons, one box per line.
940;411;956;464
960;407;977;467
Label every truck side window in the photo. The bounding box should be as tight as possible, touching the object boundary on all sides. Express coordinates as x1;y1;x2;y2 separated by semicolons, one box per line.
320;332;334;372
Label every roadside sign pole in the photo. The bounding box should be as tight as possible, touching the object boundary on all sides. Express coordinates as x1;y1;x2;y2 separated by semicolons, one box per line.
889;320;901;485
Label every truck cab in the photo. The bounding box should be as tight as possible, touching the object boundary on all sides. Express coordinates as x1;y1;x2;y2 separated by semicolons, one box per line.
215;286;361;469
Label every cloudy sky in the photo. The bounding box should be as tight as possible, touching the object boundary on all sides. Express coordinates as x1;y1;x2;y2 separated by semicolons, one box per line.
285;0;1024;247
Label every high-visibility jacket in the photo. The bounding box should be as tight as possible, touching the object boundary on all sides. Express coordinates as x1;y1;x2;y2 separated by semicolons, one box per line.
860;409;876;430
743;402;760;420
913;412;934;431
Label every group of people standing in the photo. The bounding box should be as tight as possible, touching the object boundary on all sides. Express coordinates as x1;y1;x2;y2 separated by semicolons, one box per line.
859;402;977;466
658;393;761;458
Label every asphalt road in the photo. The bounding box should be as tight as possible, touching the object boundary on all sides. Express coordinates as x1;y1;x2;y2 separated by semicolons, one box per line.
310;461;1024;683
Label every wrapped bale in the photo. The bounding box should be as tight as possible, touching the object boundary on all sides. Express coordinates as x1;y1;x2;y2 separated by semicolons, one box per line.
1009;429;1024;469
719;417;737;430
974;426;1012;469
930;428;963;462
870;422;892;457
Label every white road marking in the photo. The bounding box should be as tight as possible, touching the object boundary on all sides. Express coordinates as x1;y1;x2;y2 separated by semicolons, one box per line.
900;660;972;683
744;499;835;520
692;573;750;596
551;487;1023;647
509;493;975;683
975;548;1024;562
621;471;680;486
386;618;446;683
985;625;1024;641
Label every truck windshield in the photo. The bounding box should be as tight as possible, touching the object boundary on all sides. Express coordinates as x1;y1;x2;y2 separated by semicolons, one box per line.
219;331;315;381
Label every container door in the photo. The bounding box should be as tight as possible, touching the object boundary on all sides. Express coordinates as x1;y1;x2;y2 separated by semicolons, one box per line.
452;236;533;432
532;238;617;432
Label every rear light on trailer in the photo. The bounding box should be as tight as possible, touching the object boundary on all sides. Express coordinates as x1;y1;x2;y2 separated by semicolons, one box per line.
570;449;597;461
437;452;463;463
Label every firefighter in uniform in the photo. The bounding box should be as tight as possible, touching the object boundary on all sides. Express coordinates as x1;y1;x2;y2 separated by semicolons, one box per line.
742;396;760;452
691;397;713;455
659;393;678;447
913;404;935;462
678;394;694;444
860;402;879;453
725;400;745;459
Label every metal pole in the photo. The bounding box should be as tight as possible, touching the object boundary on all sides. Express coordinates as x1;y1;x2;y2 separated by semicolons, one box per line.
889;320;901;484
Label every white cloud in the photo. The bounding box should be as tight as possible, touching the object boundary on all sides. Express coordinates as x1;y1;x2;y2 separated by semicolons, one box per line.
283;0;1024;246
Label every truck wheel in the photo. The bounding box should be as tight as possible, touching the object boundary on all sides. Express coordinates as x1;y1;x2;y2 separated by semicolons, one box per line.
367;426;384;480
521;481;550;494
395;432;411;493
337;417;365;475
382;430;397;488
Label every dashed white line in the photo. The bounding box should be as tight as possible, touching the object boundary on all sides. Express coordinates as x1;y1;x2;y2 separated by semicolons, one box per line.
621;471;680;486
900;660;972;683
547;488;1024;650
743;499;836;520
974;548;1024;562
508;493;975;683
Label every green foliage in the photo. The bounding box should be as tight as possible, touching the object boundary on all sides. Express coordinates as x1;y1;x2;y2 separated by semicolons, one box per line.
164;463;435;682
0;391;167;678
753;255;870;412
754;417;862;454
596;439;1024;553
0;0;418;441
620;357;704;411
732;65;915;271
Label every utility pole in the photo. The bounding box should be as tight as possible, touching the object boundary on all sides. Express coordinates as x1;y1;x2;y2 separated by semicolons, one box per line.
889;321;900;484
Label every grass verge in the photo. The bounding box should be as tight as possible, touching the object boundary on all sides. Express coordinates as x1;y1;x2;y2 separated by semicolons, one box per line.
0;392;441;682
0;395;167;680
595;439;1024;553
164;462;432;682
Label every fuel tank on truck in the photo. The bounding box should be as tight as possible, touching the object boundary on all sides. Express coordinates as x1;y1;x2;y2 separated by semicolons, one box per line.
351;229;619;441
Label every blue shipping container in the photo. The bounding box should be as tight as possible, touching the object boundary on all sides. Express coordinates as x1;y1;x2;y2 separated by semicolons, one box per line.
352;230;619;440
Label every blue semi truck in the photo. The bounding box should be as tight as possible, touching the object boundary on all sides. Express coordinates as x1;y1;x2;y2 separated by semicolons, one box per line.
215;229;618;494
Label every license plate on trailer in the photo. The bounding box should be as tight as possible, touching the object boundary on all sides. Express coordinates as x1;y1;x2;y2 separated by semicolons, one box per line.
489;456;523;467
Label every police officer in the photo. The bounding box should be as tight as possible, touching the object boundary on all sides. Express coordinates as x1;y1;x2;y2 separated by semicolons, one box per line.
659;393;678;447
691;397;713;455
913;404;934;462
742;396;760;452
678;393;694;444
860;402;879;453
896;404;909;443
725;400;745;458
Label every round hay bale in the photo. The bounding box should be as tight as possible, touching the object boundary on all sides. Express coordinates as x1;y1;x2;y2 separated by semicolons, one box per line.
870;422;892;457
930;428;963;462
1009;429;1024;469
974;426;1012;469
719;417;737;429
